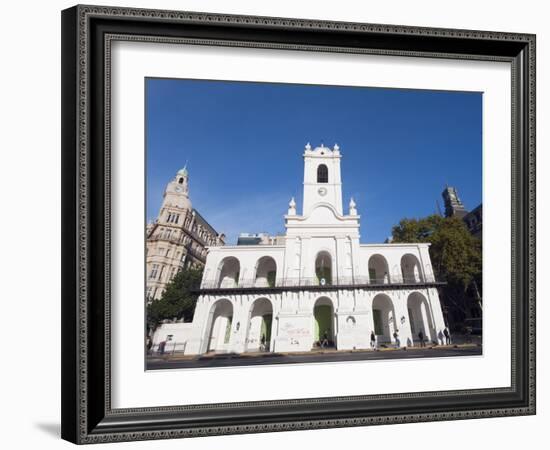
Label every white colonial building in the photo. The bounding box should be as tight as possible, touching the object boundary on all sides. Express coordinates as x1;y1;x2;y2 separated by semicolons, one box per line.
153;143;447;354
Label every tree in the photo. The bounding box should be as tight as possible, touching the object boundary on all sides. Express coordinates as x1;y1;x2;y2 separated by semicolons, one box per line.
391;214;444;245
392;215;482;329
392;215;481;288
146;266;203;332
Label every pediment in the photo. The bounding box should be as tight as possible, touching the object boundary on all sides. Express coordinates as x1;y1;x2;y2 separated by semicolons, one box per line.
285;203;360;230
307;204;341;224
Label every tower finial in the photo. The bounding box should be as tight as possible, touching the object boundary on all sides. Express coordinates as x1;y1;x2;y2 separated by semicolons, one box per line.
349;197;357;216
177;164;188;177
288;197;297;216
305;142;312;151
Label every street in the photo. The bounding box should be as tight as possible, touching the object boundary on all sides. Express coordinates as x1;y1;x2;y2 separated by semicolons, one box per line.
147;345;482;370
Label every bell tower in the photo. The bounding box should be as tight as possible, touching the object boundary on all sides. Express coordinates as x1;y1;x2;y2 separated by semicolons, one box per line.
158;166;192;226
302;143;343;216
162;167;191;209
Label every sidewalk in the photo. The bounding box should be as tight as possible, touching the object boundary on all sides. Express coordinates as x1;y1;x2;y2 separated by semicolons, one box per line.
148;341;481;362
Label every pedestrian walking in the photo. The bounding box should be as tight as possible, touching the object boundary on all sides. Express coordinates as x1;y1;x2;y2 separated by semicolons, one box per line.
370;330;376;350
158;340;166;355
393;329;400;348
443;327;451;345
418;331;425;348
260;334;266;352
321;331;329;348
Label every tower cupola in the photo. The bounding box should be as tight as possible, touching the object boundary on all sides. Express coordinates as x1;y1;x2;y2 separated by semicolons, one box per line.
302;142;343;215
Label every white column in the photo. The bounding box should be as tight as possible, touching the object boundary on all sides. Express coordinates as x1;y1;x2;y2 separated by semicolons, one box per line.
427;288;446;340
419;246;435;282
393;292;413;347
231;294;248;353
420;301;432;341
301;237;312;279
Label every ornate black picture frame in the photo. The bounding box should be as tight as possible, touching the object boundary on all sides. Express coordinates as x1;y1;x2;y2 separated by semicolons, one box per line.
61;4;536;444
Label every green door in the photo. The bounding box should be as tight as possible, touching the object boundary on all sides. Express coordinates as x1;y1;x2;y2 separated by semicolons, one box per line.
408;308;416;334
314;305;333;342
373;309;383;335
223;316;233;344
267;271;276;288
260;314;273;343
369;268;377;282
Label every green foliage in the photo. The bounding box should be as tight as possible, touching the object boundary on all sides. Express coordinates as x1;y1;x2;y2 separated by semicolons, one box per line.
391;215;444;244
392;215;482;294
146;267;203;330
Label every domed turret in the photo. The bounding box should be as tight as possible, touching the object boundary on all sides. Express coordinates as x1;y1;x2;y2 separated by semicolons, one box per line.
161;166;192;211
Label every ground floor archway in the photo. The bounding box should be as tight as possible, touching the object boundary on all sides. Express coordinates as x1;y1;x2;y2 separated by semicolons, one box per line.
313;297;335;348
407;292;436;344
205;299;233;353
245;298;274;352
372;294;397;344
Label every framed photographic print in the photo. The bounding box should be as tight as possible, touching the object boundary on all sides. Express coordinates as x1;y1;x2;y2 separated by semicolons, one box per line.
61;4;536;444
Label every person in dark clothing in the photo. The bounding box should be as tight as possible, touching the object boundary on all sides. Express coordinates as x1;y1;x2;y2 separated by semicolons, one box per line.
158;340;166;355
418;331;425;348
260;334;266;351
393;329;400;348
443;327;451;345
321;331;329;348
370;330;376;350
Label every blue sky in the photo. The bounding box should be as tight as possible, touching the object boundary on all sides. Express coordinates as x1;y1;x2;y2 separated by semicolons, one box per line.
146;78;482;244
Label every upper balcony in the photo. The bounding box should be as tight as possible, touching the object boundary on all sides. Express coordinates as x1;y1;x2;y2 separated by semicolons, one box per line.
196;274;445;295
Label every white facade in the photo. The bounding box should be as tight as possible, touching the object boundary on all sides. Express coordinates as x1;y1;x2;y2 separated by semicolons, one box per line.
154;143;446;354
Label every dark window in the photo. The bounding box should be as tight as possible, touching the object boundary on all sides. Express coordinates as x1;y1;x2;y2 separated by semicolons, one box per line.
317;164;328;183
178;177;183;184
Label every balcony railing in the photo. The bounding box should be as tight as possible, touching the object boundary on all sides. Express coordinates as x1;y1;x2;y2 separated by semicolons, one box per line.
198;275;444;292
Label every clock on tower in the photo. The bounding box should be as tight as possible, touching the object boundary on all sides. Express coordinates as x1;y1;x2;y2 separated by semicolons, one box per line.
301;143;343;216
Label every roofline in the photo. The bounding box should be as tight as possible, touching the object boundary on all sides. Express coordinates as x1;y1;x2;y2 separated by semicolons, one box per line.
207;245;286;251
192;208;222;236
206;242;429;250
360;242;431;247
464;203;483;215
